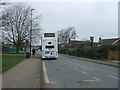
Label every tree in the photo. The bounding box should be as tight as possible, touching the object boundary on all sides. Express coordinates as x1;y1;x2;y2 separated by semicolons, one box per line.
58;26;77;44
2;3;41;53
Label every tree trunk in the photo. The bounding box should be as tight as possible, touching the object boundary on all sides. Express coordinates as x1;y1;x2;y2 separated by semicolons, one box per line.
16;46;19;53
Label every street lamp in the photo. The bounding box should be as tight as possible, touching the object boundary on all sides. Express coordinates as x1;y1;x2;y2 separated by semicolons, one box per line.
30;8;35;56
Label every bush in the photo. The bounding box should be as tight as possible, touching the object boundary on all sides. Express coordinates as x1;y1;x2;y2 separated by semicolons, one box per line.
92;45;108;59
77;46;91;58
108;45;120;50
59;44;119;60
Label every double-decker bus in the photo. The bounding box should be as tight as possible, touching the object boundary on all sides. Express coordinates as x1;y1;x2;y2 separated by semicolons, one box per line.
41;33;58;59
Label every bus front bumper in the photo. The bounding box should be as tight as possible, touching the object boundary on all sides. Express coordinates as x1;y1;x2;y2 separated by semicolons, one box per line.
42;56;58;59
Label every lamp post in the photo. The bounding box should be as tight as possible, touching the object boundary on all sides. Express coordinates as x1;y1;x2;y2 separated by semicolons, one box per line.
30;8;35;56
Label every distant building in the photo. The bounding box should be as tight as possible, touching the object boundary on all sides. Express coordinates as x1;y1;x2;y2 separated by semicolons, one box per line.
67;40;85;47
32;45;41;49
65;40;97;47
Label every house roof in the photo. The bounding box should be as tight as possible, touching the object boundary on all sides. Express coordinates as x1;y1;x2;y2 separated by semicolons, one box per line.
99;38;120;45
68;40;97;46
70;40;84;43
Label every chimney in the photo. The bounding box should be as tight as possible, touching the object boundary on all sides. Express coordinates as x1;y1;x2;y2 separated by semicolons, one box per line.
99;37;101;42
98;37;102;46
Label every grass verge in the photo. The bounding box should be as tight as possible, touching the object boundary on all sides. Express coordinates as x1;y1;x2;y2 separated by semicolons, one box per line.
2;55;25;72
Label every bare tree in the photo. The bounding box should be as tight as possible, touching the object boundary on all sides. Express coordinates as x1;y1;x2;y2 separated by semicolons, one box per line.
2;3;41;53
58;26;77;44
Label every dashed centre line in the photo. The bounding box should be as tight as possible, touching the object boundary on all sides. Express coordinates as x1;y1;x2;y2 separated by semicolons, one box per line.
77;64;94;71
82;71;87;74
65;60;94;71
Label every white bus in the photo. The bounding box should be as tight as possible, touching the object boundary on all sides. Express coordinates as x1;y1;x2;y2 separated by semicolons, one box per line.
41;33;58;59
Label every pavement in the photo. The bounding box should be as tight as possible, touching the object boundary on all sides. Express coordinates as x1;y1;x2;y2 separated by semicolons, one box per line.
61;54;120;67
0;73;2;90
2;54;41;88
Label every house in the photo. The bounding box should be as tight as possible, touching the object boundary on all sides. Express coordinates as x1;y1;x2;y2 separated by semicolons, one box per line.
98;38;120;45
98;38;120;60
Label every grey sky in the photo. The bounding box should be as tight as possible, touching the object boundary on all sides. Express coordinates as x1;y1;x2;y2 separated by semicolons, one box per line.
29;2;118;41
3;1;115;42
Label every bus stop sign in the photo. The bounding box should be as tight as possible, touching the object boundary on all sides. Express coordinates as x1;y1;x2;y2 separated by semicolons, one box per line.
90;36;94;42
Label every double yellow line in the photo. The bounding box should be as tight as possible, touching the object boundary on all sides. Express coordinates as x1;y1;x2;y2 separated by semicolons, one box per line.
43;61;50;83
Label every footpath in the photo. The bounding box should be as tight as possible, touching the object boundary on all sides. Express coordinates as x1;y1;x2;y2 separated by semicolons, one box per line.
2;54;42;88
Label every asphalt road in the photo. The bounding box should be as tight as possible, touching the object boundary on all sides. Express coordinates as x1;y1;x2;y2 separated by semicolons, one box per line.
43;54;119;88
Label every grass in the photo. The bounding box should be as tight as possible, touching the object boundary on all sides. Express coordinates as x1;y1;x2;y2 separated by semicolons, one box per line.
2;51;26;55
2;55;25;72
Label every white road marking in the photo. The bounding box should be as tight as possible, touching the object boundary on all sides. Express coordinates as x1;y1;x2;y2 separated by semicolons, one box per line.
82;71;87;74
93;76;101;81
108;75;119;80
65;61;94;71
77;64;94;71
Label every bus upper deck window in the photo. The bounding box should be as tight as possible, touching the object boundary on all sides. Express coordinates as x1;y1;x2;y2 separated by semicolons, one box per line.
44;33;55;37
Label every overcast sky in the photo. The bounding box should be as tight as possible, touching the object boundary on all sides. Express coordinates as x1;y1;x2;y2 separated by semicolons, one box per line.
28;1;118;41
2;0;119;41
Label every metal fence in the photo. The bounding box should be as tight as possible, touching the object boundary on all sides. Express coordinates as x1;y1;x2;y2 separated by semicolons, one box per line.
2;46;16;52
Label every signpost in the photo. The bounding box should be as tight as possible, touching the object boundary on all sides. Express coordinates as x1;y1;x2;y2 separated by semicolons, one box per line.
90;36;94;59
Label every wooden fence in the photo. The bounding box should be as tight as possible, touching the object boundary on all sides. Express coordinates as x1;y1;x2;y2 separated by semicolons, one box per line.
108;50;120;60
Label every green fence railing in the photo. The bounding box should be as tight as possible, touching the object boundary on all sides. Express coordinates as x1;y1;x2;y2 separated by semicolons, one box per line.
2;46;16;52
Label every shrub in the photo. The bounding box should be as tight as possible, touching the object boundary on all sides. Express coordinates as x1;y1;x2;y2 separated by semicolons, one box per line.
59;44;119;60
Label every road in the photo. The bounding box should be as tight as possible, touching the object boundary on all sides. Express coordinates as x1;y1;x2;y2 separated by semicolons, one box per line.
43;54;119;88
